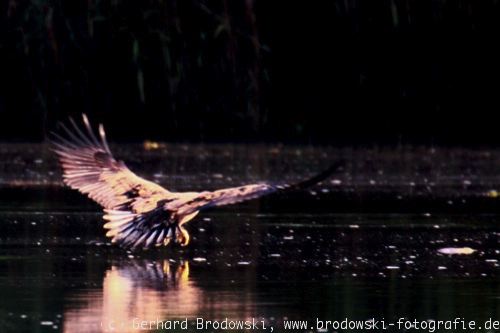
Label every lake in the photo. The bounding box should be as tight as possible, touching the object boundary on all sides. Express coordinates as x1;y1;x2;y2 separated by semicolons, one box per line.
0;144;498;332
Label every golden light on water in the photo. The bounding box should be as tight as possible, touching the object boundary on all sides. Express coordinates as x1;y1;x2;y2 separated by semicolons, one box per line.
63;261;201;332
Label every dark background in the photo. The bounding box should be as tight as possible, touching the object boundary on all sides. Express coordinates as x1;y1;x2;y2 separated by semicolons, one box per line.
1;0;500;145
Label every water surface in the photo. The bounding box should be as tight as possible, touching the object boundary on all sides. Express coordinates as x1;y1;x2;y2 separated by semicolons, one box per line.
0;144;498;332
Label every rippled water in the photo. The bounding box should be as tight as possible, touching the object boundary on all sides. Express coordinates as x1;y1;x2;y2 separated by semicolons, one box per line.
0;144;499;332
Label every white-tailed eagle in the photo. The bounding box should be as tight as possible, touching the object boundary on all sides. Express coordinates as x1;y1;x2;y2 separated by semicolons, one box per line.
51;115;341;250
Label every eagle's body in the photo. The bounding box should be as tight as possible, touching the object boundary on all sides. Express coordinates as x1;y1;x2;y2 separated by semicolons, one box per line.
52;115;339;250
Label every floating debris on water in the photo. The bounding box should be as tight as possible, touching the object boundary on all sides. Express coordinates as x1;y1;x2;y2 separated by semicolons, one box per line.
143;140;165;150
437;247;476;255
486;190;499;198
193;257;207;262
386;266;400;270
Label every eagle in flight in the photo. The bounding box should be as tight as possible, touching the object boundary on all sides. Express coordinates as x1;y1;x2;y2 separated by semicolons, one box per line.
51;115;341;250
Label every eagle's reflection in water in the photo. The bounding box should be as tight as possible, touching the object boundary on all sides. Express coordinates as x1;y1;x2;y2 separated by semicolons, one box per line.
63;260;200;332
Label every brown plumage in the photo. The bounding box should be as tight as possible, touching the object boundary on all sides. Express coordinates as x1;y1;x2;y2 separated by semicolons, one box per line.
51;114;342;250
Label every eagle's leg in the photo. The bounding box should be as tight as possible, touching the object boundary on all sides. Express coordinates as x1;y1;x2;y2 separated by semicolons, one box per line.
176;225;190;246
164;211;199;247
163;223;189;246
175;211;199;246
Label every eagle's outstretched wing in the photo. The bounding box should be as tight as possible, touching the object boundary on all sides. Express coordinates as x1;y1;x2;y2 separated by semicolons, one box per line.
51;114;172;211
174;161;345;216
51;115;179;249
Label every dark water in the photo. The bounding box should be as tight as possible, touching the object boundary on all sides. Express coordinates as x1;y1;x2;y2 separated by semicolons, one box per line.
0;144;499;332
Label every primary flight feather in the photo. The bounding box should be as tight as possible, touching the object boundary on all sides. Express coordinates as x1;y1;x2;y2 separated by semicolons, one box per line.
51;114;341;250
